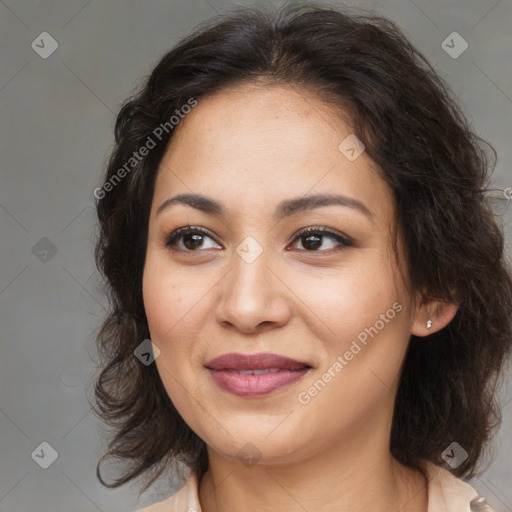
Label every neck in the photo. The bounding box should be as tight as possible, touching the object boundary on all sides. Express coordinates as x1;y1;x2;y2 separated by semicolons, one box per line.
198;409;428;512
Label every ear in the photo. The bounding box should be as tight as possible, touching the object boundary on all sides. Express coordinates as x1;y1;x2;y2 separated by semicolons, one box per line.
411;295;458;337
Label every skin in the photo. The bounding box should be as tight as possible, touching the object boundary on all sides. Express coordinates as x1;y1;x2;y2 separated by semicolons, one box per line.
142;83;458;512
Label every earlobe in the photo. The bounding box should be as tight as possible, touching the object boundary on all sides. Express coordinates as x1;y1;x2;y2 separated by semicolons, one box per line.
412;299;458;337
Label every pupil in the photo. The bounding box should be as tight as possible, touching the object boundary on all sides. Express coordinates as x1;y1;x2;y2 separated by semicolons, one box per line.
184;233;203;250
304;234;321;250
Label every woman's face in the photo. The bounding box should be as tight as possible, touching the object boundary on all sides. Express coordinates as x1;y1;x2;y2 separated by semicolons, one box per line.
143;83;418;466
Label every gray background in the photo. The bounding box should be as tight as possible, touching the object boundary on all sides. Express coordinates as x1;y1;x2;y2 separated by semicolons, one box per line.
1;0;511;511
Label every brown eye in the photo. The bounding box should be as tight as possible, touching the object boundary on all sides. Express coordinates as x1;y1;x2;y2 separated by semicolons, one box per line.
301;233;323;250
165;226;221;252
182;233;206;250
290;227;353;252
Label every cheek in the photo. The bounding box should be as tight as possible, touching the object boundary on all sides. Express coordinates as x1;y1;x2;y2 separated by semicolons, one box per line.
142;253;204;341
143;268;177;338
142;253;220;401
291;251;401;346
142;261;204;405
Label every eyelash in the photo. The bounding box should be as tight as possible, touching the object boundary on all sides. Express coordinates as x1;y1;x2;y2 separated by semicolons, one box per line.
164;225;353;253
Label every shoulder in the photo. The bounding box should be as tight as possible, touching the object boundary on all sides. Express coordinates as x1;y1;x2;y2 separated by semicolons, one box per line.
425;461;496;512
134;471;201;512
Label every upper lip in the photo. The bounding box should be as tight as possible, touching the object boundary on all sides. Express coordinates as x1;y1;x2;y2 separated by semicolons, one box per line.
205;352;311;371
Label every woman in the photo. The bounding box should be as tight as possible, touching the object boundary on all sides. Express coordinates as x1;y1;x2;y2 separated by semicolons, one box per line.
92;3;512;511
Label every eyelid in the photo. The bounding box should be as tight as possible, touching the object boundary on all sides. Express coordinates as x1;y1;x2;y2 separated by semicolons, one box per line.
289;226;354;249
164;225;354;252
164;225;221;249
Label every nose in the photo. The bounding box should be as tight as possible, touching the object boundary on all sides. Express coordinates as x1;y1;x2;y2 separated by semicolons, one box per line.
214;247;292;334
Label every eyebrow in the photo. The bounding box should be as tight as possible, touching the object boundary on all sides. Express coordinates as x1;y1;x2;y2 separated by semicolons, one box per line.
156;193;373;221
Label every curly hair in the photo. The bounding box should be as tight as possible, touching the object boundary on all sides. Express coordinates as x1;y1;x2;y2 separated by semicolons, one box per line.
92;0;512;493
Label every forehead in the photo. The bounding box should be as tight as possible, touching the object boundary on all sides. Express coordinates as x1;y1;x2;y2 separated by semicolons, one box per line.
153;83;393;222
169;82;352;153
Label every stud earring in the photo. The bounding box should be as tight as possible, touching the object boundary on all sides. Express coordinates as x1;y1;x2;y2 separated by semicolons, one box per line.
426;318;432;329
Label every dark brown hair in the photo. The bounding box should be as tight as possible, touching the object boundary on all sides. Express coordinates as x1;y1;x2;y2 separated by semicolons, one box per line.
92;0;512;492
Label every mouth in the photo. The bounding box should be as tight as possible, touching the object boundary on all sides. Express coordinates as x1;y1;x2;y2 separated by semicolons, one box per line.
205;352;312;397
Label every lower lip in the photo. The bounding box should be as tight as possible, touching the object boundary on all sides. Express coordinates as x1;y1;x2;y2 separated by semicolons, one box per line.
207;368;310;397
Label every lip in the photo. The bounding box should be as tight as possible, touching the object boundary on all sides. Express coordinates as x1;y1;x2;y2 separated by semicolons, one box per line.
205;352;312;397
